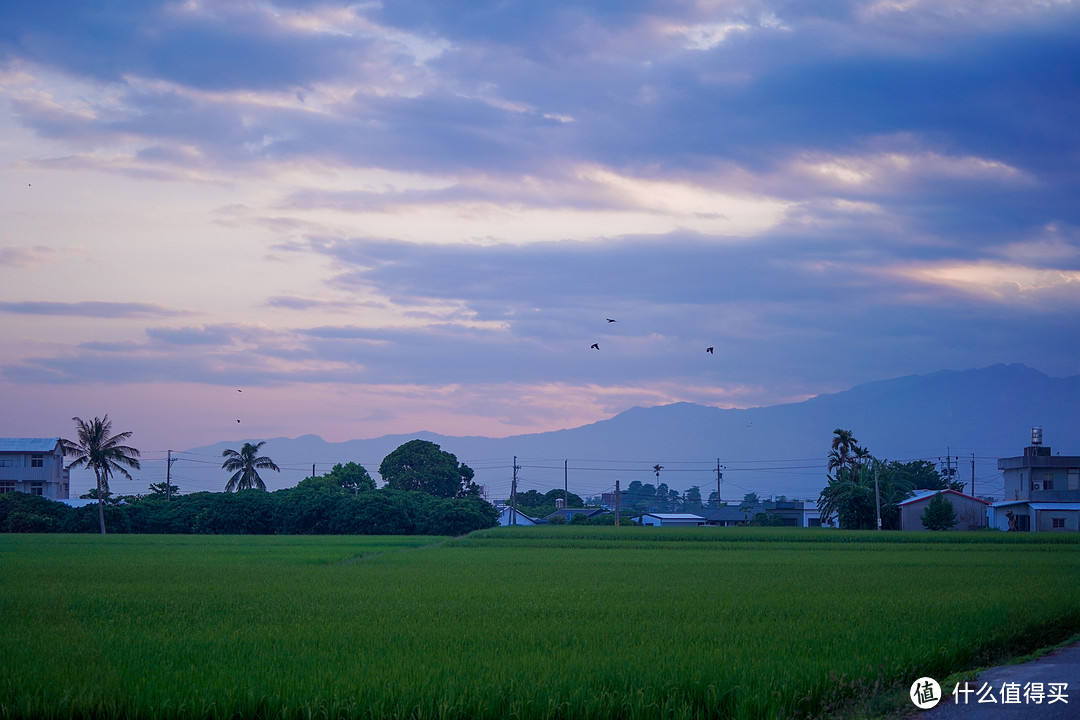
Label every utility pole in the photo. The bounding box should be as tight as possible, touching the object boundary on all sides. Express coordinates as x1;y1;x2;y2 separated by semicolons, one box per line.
971;454;976;497
166;450;177;501
874;463;881;530
939;450;958;490
564;459;568;509
312;463;316;479
615;480;620;526
716;458;724;507
511;456;519;526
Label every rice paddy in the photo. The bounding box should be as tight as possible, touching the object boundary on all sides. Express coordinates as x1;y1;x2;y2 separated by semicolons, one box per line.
2;528;1079;719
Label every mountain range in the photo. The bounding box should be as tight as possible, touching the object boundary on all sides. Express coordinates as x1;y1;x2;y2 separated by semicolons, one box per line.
121;364;1080;503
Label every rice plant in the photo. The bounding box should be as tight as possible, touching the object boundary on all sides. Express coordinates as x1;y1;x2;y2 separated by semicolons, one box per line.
2;529;1078;719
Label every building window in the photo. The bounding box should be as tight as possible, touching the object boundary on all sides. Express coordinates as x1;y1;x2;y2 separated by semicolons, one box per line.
1052;518;1065;529
1043;479;1054;491
31;454;44;468
0;457;16;467
30;482;43;496
1070;470;1079;491
0;482;14;493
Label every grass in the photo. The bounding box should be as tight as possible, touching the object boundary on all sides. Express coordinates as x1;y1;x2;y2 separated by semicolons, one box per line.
2;528;1079;719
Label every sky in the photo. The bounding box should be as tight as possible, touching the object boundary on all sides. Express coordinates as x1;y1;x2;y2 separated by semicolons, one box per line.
2;0;1079;470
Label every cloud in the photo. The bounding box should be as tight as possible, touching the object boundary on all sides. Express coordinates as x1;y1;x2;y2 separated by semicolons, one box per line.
791;148;1032;191
1;0;1079;442
0;301;191;318
0;245;62;268
265;295;384;312
145;325;238;346
992;223;1080;264
890;261;1080;301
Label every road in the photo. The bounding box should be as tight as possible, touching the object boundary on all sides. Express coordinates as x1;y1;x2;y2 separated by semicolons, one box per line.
906;642;1079;719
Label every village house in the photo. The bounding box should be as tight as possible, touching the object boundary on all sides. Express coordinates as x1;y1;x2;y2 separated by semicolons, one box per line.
898;489;989;531
545;507;608;523
0;438;70;499
988;428;1080;532
636;513;706;527
497;506;543;526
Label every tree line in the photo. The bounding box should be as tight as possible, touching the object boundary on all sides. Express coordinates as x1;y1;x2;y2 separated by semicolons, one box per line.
1;475;497;536
2;416;496;535
818;428;967;530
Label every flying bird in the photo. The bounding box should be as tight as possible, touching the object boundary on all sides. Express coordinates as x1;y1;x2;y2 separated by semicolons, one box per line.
606;318;617;323
237;389;242;392
237;419;241;423
591;343;600;350
706;347;714;354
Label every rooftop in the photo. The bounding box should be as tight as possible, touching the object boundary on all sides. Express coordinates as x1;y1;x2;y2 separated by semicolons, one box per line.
898;489;989;506
638;513;706;520
0;438;62;453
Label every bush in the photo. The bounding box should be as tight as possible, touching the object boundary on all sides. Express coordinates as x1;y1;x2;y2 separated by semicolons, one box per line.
922;493;958;531
417;498;498;536
0;493;75;533
5;511;57;533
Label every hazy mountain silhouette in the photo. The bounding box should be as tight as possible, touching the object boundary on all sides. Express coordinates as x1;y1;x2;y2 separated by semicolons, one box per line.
169;364;1079;500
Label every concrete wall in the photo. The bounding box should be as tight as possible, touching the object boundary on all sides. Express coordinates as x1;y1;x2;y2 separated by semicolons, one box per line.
1035;509;1079;532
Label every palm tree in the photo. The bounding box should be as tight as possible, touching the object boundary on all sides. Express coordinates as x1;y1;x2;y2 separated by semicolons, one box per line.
852;445;872;472
829;429;857;473
221;441;280;491
61;415;141;534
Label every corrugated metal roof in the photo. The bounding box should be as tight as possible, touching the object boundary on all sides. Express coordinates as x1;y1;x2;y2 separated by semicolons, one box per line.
1028;503;1080;511
695;507;750;521
991;500;1031;508
640;513;706;520
0;438;61;452
898;489;988;506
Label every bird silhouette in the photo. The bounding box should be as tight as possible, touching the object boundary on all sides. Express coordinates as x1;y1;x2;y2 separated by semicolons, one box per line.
591;343;600;350
706;347;714;354
237;419;241;423
606;318;617;323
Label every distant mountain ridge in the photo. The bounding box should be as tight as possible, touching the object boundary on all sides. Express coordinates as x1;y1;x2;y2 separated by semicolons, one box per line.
135;364;1080;501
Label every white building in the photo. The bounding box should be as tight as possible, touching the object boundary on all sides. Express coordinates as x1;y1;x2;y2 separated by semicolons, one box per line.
497;507;541;526
637;513;706;527
0;438;70;499
990;429;1080;532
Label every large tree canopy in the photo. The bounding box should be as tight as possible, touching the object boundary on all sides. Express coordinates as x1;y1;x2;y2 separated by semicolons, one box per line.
379;440;478;499
324;462;376;493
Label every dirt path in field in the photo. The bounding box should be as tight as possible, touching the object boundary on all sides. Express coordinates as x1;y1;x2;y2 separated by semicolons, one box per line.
904;641;1080;719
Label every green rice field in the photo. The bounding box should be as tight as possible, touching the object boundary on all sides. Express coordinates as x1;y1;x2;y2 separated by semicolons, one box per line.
2;527;1079;720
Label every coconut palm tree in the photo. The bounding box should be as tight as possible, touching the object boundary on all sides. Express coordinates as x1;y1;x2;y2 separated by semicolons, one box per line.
61;415;141;534
221;441;280;491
